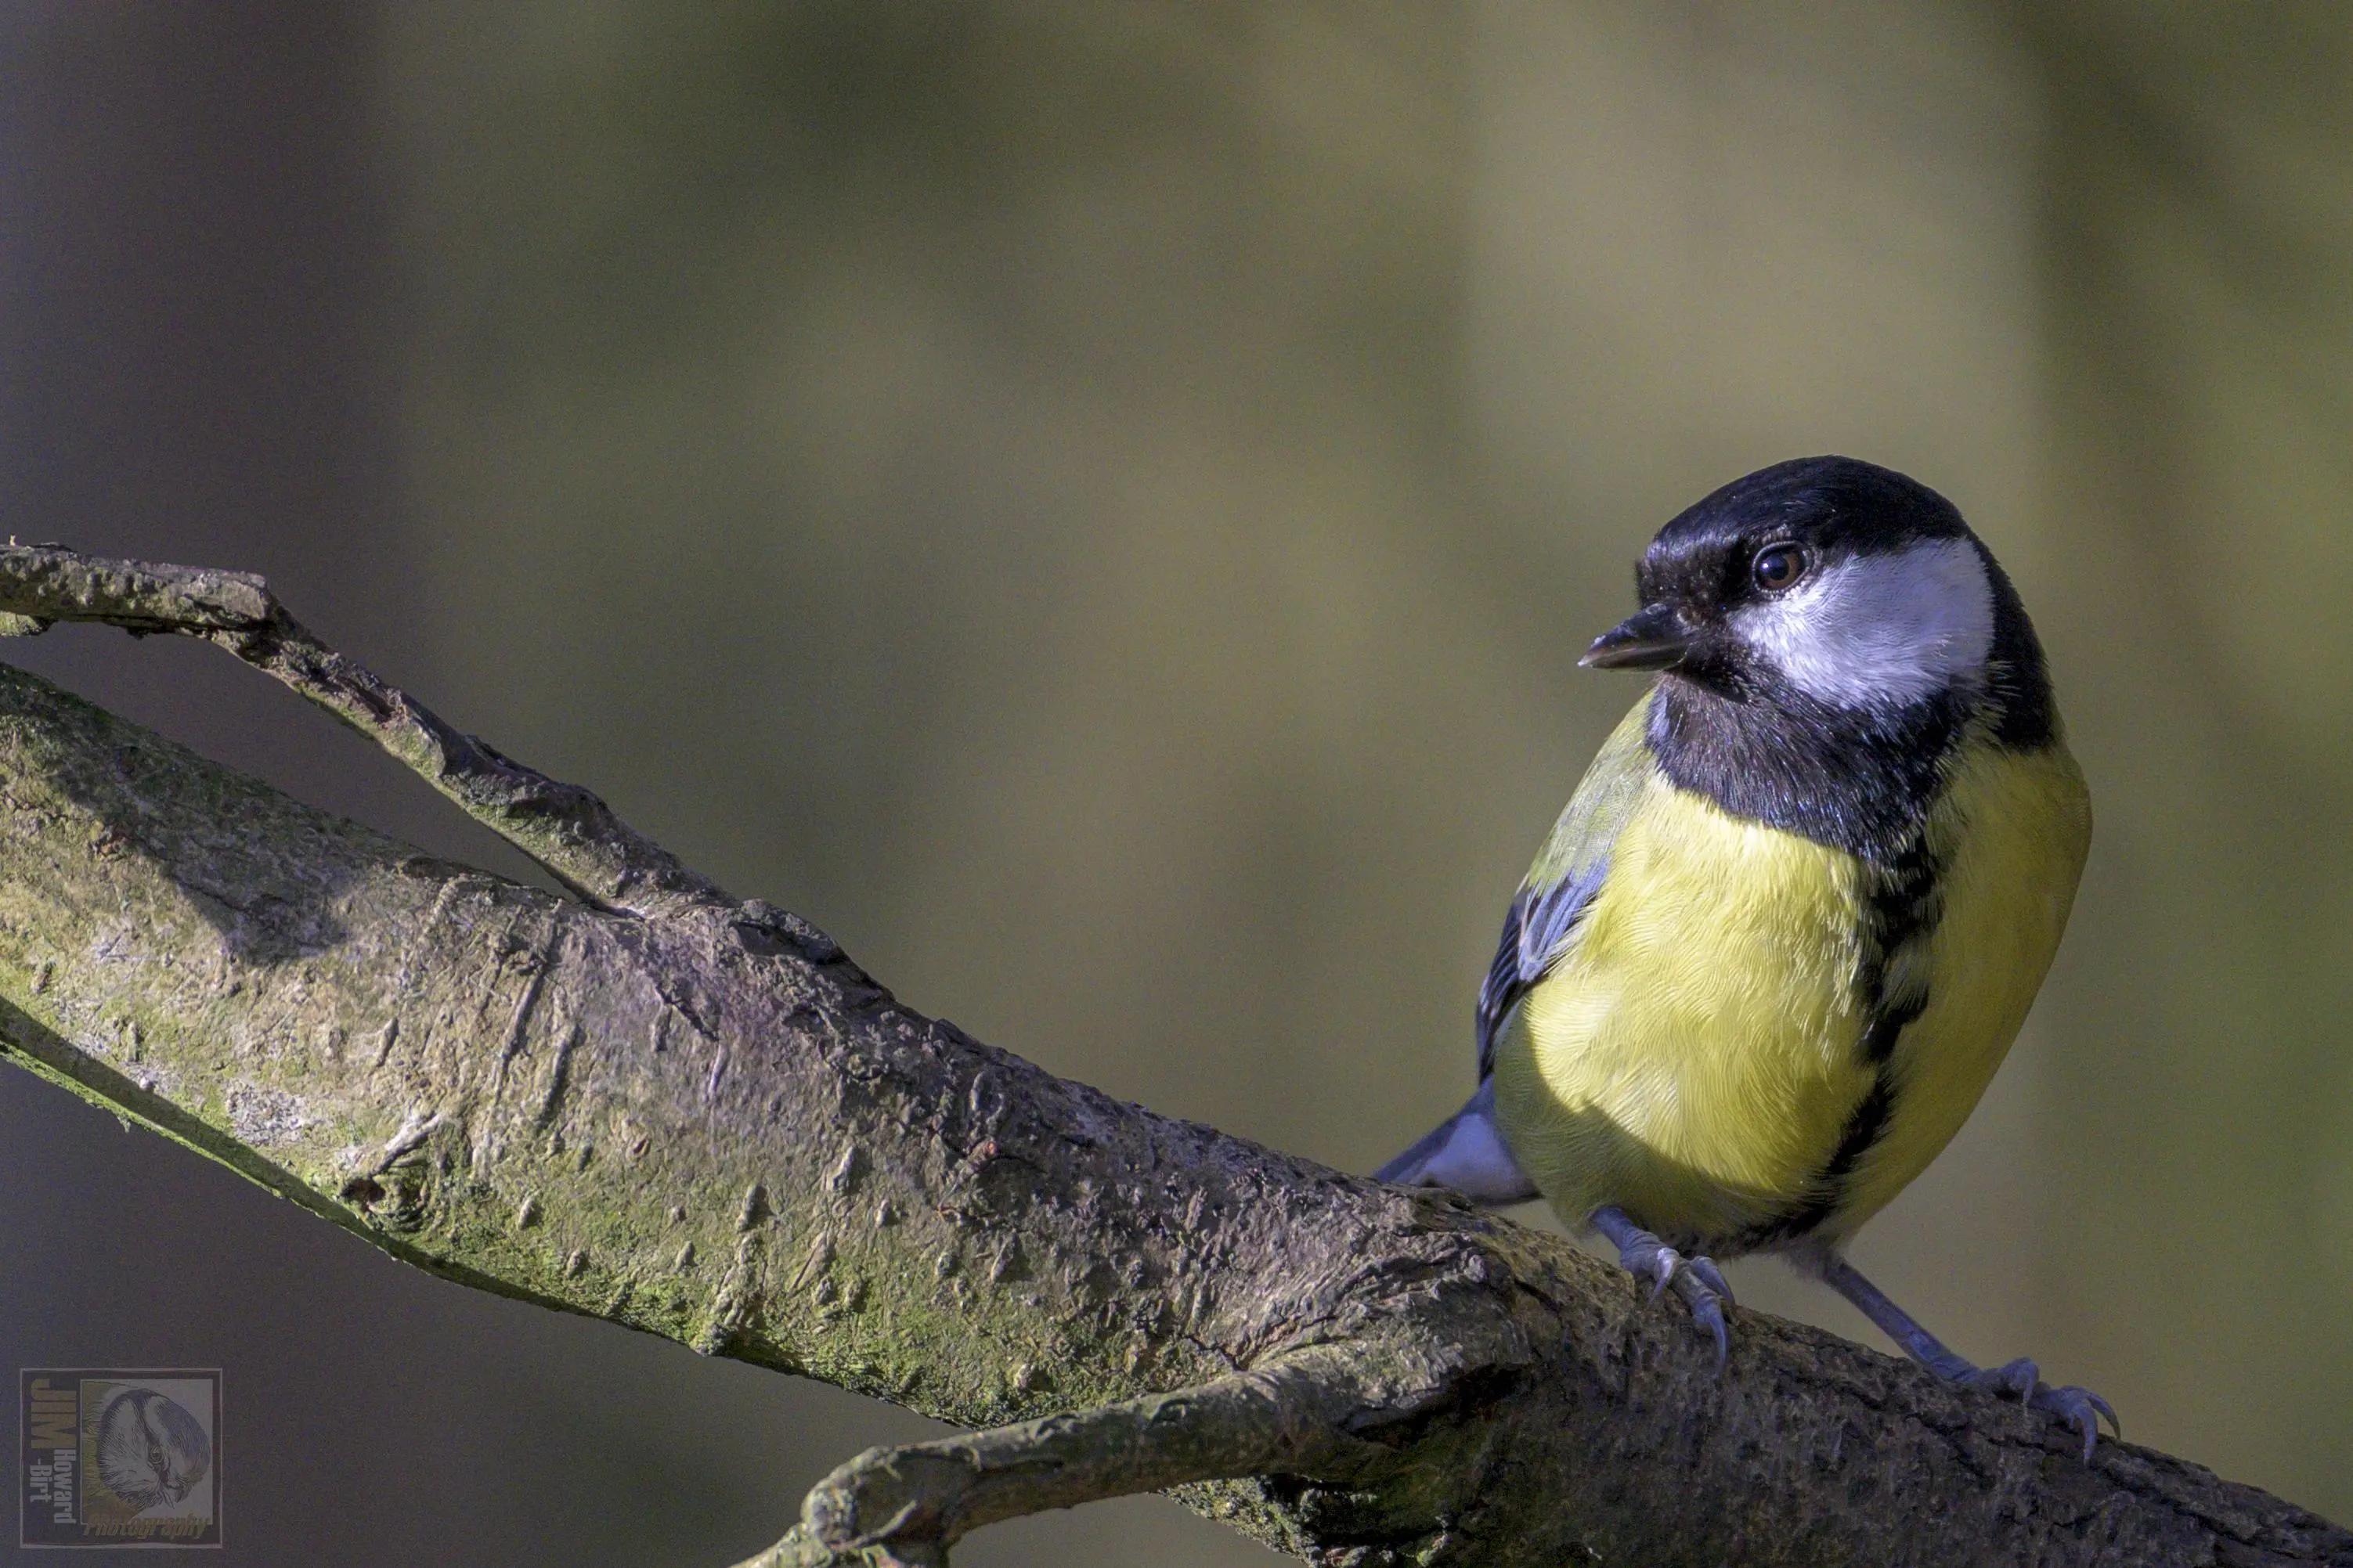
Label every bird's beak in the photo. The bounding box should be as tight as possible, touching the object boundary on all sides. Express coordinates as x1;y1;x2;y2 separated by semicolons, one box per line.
1579;604;1696;671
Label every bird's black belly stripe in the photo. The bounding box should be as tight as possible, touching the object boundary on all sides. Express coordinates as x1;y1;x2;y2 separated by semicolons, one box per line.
1729;836;1943;1250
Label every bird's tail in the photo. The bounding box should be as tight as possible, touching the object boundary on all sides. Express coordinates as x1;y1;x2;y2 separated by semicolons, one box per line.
1372;1077;1540;1206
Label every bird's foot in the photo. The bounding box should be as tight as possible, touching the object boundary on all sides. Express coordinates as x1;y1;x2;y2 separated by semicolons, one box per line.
1949;1356;2118;1462
1815;1254;2118;1462
1590;1207;1733;1367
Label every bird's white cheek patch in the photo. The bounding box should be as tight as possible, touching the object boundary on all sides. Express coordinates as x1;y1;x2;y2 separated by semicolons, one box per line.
1731;540;1994;708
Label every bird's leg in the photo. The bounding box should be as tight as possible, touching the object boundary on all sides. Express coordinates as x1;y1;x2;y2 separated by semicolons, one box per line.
1588;1205;1732;1365
1811;1253;2117;1460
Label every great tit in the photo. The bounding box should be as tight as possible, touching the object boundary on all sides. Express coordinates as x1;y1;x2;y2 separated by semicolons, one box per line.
1378;455;2113;1454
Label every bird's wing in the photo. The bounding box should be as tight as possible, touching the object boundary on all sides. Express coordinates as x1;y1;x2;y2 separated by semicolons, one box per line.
1375;692;1657;1205
1474;690;1657;1079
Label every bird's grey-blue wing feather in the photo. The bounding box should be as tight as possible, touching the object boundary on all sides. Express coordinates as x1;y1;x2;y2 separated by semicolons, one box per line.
1474;864;1611;1078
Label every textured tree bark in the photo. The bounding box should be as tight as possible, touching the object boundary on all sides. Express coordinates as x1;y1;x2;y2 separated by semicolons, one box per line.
0;546;2343;1566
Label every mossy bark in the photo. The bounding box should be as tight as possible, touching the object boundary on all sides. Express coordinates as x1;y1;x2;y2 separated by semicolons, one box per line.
0;547;2344;1566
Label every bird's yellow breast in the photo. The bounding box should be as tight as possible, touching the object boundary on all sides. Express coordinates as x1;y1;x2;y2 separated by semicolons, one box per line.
1489;734;2088;1249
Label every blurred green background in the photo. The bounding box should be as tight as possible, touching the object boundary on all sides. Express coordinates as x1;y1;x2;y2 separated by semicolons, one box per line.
2;3;2349;1563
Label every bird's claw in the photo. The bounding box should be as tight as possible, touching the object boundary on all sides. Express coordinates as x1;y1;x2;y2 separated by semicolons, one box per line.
1622;1234;1681;1300
2033;1382;2120;1463
1959;1357;2119;1461
1647;1241;1684;1297
1673;1258;1733;1368
1681;1252;1733;1303
1608;1227;1733;1368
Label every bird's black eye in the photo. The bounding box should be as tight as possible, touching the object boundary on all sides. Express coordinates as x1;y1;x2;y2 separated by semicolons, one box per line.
1752;542;1807;592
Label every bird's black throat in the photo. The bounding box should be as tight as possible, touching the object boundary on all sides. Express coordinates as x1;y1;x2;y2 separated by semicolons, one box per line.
1646;679;1964;863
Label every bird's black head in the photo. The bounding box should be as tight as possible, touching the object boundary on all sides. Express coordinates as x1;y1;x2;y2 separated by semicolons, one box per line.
1585;455;2042;725
1581;456;2056;857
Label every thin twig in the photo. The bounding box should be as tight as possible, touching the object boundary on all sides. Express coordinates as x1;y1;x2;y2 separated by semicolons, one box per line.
0;542;727;917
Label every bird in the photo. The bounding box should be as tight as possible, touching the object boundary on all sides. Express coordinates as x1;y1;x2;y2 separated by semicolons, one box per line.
93;1386;211;1514
1377;455;2114;1456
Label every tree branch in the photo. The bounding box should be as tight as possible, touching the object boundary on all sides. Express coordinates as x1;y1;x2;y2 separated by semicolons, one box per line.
0;542;727;917
0;545;2343;1566
744;1351;1376;1568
